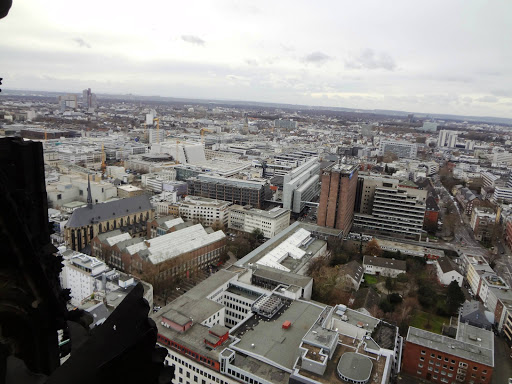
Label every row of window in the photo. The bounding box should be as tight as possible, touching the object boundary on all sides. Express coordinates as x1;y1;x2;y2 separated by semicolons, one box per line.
167;354;226;384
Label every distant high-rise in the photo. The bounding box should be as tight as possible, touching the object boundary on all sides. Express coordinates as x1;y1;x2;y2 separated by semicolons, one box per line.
317;163;358;235
437;130;459;148
420;121;438;132
82;88;97;109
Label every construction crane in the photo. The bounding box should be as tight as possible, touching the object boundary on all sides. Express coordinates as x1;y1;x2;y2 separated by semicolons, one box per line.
200;128;213;145
153;118;160;144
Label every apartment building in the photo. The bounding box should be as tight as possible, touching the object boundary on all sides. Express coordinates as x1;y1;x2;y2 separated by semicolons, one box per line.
470;208;496;242
228;205;290;238
402;324;494;384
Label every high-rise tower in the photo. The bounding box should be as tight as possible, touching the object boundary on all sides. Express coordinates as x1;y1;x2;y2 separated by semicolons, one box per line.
317;163;358;235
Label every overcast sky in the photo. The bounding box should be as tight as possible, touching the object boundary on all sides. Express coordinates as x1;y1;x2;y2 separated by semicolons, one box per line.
1;0;511;118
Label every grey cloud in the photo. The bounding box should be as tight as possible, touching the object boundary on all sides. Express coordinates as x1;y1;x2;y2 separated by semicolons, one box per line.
345;49;396;71
245;59;259;66
491;89;512;97
477;95;499;103
73;37;91;48
303;51;332;64
181;35;205;46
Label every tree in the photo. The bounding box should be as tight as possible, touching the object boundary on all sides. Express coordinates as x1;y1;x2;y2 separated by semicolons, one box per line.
211;220;225;232
385;276;394;293
446;281;465;315
443;212;458;237
388;293;403;305
396;273;408;283
379;299;393;313
365;239;383;257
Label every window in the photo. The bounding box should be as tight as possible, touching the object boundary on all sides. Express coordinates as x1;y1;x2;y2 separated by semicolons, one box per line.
57;194;62;200
421;350;426;355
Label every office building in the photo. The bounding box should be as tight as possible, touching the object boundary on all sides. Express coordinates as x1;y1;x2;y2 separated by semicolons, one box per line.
317;164;358;236
274;119;297;130
228;205;290;238
492;151;512;166
402;324;494;384
437;130;459;148
152;268;401;384
481;172;500;188
46;174;118;208
187;174;271;209
282;157;321;213
353;180;427;240
379;139;417;159
179;196;232;228
148;128;165;144
420;121;438;132
492;186;512;203
82;88;97;109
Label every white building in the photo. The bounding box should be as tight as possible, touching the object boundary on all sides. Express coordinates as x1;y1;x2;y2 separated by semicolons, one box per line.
434;257;463;287
179;196;232;227
379;140;417;159
492;186;512;203
228;205;290;238
363;256;406;278
437;130;459;148
46;174;118;208
282;157;320;213
60;252;107;306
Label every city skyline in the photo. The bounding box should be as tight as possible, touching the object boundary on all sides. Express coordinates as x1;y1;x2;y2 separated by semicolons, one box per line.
1;0;512;118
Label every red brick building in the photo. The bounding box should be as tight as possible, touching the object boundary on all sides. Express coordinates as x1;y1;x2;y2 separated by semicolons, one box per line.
424;195;440;231
91;224;226;281
317;164;358;236
402;325;494;384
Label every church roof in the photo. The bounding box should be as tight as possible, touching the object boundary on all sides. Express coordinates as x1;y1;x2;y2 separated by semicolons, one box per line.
66;195;152;228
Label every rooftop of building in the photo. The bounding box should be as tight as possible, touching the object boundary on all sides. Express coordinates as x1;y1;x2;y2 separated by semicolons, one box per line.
117;184;142;192
152;270;238;359
436;257;459;274
181;195;232;207
145;224;226;264
230;299;324;370
337;352;373;382
236;222;327;274
406;325;494;367
66;195;153;228
363;255;407;271
230;204;290;219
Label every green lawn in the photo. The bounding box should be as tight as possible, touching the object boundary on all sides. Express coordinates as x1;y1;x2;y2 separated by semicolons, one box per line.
410;310;450;334
364;274;378;285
